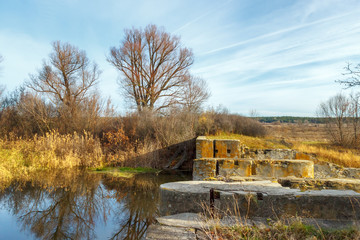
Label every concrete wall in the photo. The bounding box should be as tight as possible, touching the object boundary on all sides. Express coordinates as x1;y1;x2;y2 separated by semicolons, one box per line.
193;158;314;180
193;159;217;180
214;140;241;158
194;137;314;180
195;137;243;159
218;159;253;178
195;136;213;159
254;159;314;178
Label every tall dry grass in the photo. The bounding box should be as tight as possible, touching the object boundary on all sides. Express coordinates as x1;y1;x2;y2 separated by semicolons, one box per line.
200;201;360;240
0;130;104;188
293;142;360;168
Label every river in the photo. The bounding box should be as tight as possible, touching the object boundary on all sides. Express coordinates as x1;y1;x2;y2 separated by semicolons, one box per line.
0;169;191;240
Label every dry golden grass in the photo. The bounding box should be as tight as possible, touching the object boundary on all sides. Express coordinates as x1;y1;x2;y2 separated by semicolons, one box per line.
200;201;360;240
293;142;360;168
263;122;330;142
0;130;104;188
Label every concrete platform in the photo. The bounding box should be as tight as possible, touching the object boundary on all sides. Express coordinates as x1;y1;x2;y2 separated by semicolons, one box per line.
160;180;360;220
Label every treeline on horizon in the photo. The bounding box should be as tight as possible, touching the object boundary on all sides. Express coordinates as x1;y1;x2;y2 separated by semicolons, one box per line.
254;116;327;124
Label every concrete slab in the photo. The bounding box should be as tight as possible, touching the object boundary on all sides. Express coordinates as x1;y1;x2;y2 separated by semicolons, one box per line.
145;225;196;240
156;213;203;229
160;181;360;220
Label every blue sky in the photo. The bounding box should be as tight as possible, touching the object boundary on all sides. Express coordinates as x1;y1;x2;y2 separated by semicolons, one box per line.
1;0;360;116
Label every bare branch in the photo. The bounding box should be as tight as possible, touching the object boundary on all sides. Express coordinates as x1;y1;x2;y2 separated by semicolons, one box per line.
336;62;360;88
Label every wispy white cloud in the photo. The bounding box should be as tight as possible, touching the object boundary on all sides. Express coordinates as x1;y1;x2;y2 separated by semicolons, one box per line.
0;0;359;116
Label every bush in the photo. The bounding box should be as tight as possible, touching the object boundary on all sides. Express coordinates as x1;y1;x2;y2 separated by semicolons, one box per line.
197;107;266;137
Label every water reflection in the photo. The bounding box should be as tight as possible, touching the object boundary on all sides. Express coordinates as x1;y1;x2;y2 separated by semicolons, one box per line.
0;170;191;240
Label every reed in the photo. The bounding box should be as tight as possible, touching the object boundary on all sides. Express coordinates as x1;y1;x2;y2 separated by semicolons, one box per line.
0;130;104;188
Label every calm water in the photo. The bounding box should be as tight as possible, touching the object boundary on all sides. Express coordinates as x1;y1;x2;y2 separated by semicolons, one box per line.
0;170;191;240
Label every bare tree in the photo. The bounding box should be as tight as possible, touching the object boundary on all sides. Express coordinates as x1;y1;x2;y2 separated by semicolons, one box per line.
108;24;194;112
0;54;4;99
18;93;55;134
348;93;360;146
178;76;210;113
27;41;100;114
26;41;101;132
318;93;350;145
337;62;360;87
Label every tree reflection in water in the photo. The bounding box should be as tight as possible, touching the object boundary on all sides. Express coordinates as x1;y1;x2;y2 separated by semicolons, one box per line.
0;169;191;240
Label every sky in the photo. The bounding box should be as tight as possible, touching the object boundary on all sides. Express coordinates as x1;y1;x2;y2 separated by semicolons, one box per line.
0;0;360;116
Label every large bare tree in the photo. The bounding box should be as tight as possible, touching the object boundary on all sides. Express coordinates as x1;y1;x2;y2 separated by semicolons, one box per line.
26;41;101;132
108;24;195;112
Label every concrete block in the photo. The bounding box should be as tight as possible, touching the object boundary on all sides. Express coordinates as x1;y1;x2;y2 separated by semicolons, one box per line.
218;159;253;177
254;160;314;178
193;158;217;180
196;136;213;159
214;140;241;158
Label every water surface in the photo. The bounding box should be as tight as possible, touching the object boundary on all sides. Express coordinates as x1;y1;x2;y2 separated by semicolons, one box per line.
0;170;191;240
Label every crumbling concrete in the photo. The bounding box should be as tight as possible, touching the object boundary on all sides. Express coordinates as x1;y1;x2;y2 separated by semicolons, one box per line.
160;181;360;220
195;136;214;159
214;139;241;158
278;177;360;192
196;137;244;159
194;136;315;180
193;158;217;180
254;159;314;178
218;159;253;178
193;158;314;180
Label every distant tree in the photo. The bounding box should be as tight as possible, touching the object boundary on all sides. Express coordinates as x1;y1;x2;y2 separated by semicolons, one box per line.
349;93;360;145
318;93;350;145
108;24;197;112
337;62;360;88
26;41;101;132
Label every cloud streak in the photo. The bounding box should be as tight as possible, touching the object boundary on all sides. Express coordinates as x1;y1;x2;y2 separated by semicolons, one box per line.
0;0;359;116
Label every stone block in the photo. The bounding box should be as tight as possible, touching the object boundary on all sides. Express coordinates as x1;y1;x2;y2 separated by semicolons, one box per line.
254;160;314;178
196;136;214;159
255;149;297;160
218;159;253;177
214;140;241;158
193;158;217;180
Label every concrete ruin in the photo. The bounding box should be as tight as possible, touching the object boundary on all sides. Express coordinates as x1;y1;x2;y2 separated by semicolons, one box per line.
194;137;314;180
147;136;360;238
